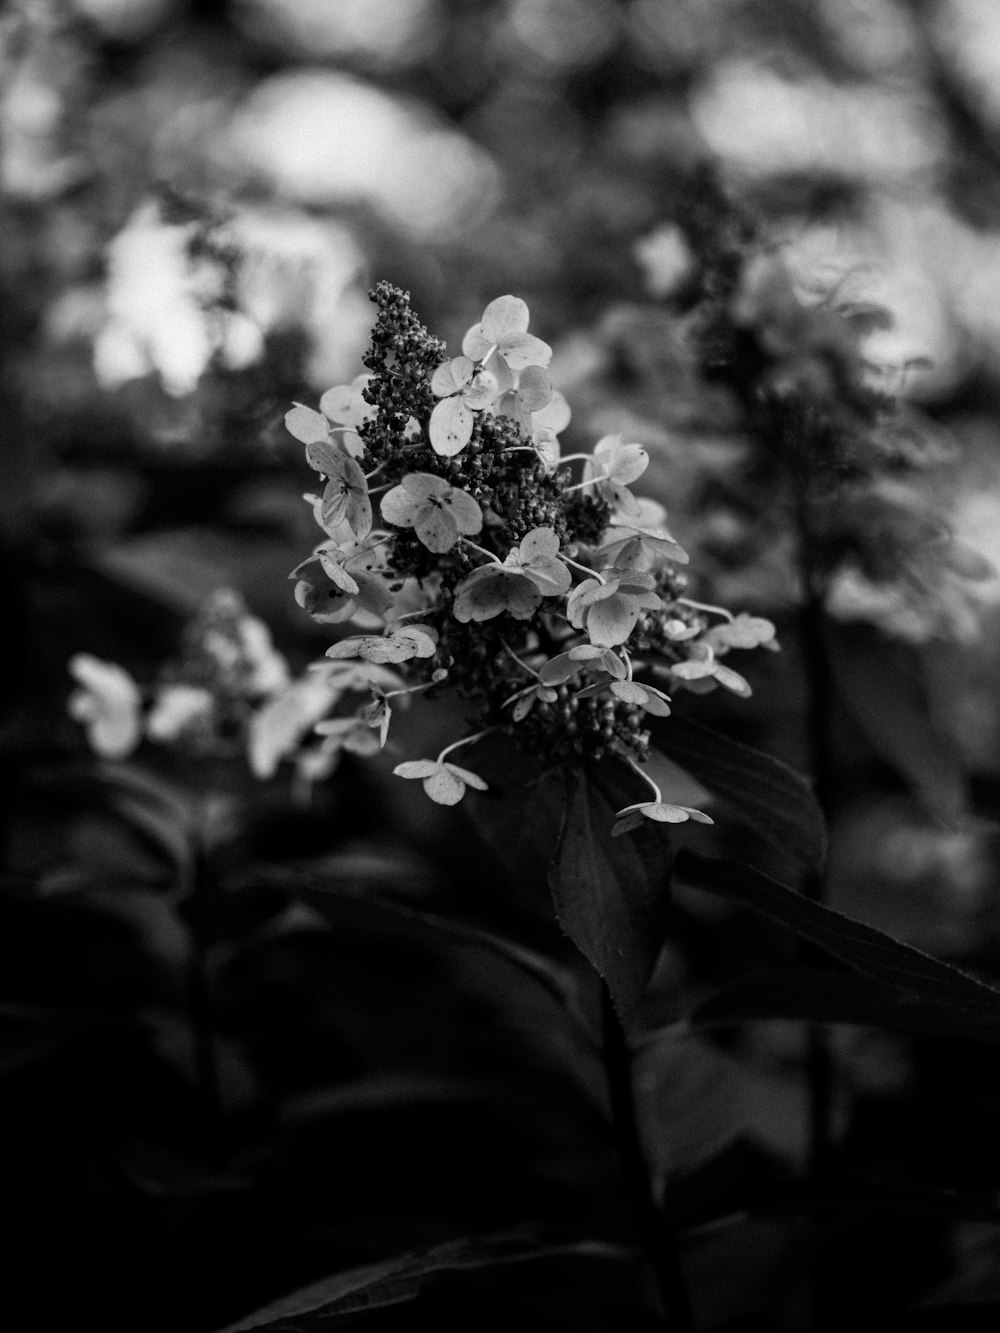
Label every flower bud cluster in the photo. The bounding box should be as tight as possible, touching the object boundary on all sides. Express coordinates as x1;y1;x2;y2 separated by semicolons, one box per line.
284;284;776;811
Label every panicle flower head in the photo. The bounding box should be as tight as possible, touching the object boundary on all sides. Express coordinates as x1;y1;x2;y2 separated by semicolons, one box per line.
284;283;777;818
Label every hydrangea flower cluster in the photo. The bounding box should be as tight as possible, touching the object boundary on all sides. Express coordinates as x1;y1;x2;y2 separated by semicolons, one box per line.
284;283;776;816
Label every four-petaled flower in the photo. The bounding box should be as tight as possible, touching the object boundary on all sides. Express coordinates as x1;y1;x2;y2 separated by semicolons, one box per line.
292;545;393;625
68;654;142;759
428;356;499;456
380;473;483;553
453;527;571;623
326;623;438;665
702;614;777;651
612;800;714;837
461;295;552;373
596;502;689;570
393;757;489;806
585;434;650;517
669;651;752;698
488;359;554;433
306;445;372;541
604;679;672;716
566;570;662;647
538;643;625;686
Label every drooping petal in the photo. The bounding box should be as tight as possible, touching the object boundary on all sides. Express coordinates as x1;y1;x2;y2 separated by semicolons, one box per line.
317;552;361;595
712;663;752;697
423;765;467;805
445;762;488;791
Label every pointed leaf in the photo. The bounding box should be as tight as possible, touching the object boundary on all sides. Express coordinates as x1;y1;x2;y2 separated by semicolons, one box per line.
691;965;1000;1043
549;765;673;1021
214;1227;633;1331
658;714;827;874
828;625;967;824
679;852;1000;1017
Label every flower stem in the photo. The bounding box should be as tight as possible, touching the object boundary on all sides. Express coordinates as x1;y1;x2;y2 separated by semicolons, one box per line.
676;597;734;621
460;538;502;565
601;983;696;1331
560;553;605;583
436;727;494;763
624;753;662;804
501;640;542;680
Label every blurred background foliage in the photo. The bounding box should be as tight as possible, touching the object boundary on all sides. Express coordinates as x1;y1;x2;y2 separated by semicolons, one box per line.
5;1;1000;1329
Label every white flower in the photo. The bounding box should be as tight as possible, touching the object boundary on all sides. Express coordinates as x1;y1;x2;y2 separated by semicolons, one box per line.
247;673;338;779
145;685;214;744
67;654;142;759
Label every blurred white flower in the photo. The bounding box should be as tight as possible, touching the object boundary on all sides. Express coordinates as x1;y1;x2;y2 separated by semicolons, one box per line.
247;672;339;780
94;200;265;397
224;71;501;240
145;684;214;743
634;224;693;298
68;654;142;759
235;0;440;65
691;60;942;181
237;614;291;696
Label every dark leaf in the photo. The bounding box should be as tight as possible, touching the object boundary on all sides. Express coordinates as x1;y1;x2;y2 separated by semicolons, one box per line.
549;764;673;1022
213;1227;633;1330
692;965;1000;1043
656;714;826;874
679;853;1000;1016
829;626;967;824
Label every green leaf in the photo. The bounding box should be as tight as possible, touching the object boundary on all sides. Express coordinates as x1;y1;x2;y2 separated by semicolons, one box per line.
549;765;673;1022
829;625;967;824
656;714;827;874
213;1226;632;1330
679;852;1000;1017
